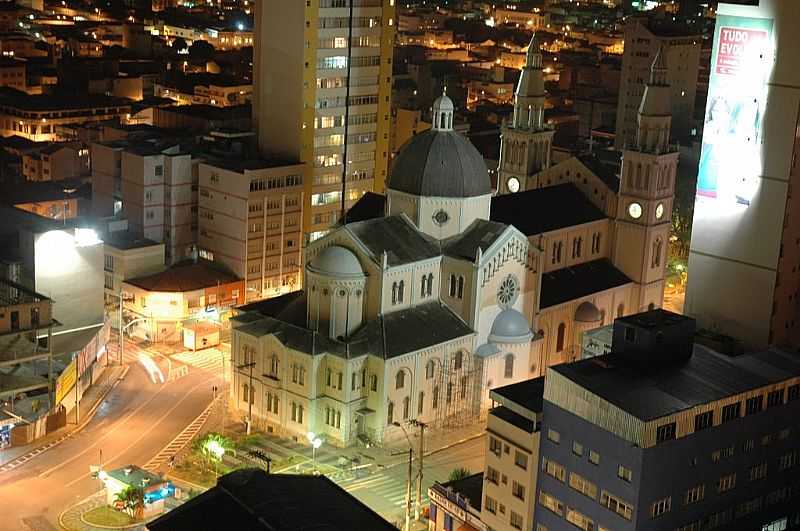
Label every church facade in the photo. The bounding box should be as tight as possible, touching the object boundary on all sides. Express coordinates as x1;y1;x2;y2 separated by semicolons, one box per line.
229;37;678;447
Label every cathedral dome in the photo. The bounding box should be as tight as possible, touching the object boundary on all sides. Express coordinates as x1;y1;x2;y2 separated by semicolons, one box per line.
307;245;364;279
575;301;602;323
388;128;491;199
489;309;533;344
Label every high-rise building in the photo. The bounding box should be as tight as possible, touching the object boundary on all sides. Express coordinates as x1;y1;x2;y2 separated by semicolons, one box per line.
252;0;395;244
534;309;800;531
614;17;700;149
685;0;800;350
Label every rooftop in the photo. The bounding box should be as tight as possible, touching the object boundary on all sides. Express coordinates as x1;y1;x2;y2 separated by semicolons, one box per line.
442;219;510;262
491;376;545;416
124;259;240;293
345;215;441;268
0;90;131;112
341;191;386;224
490;183;606;236
105;465;165;488
0;277;50;307
439;473;484;512
540;258;631;309
552;345;800;422
103;232;162;251
148;469;396;531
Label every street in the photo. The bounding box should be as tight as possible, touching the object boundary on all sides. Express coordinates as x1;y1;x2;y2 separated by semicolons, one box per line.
0;342;221;531
337;436;485;526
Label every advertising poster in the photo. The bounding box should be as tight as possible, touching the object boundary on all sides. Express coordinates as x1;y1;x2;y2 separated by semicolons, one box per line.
696;15;774;208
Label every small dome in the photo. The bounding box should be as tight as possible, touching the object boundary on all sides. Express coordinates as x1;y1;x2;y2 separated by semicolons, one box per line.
307;245;364;279
432;92;454;112
575;301;602;323
489;309;533;344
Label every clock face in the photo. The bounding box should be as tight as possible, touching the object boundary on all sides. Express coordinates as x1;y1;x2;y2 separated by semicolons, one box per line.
628;202;643;219
507;177;520;193
655;202;665;220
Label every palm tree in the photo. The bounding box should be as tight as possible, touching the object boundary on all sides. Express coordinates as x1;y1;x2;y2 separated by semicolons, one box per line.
115;486;145;519
448;467;470;482
193;432;234;473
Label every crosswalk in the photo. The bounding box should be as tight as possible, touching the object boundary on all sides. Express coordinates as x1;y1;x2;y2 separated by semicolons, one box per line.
143;395;220;472
339;473;429;509
172;349;225;374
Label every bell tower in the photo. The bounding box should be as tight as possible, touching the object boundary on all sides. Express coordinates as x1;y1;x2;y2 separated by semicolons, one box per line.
497;33;555;195
613;46;679;313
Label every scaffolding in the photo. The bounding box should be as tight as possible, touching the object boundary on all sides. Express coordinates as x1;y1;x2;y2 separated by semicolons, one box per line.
433;348;483;430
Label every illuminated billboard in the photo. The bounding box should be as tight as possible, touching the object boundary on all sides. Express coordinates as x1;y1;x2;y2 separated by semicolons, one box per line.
695;15;773;209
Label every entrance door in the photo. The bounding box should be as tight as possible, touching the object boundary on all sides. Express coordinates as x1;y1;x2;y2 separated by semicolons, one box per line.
355;414;365;437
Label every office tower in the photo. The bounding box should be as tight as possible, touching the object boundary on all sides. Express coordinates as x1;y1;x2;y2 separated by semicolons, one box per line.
252;0;395;244
614;17;700;149
685;0;799;349
535;309;800;531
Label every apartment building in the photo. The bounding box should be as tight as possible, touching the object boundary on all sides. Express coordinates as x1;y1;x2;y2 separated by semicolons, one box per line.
535;310;800;531
614;17;700;148
252;0;395;243
197;159;305;302
116;142;199;264
102;232;165;312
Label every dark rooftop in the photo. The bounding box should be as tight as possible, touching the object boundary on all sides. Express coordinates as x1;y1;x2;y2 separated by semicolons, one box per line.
540;258;631;309
577;153;620;192
441;473;484;512
103;232;162;251
442;219;509;262
1;180;90;206
490;405;535;433
0;91;132;112
236;290;307;328
490;183;606;236
342;191;386;224
553;346;800;422
491;376;545;416
345;215;441;267
148;469;396;531
125;259;240;292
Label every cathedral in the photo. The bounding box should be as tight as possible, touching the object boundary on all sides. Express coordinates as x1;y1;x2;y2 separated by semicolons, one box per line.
229;36;678;447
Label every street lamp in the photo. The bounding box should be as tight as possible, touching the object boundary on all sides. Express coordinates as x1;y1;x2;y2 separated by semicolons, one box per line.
307;432;322;472
205;438;225;478
393;422;414;531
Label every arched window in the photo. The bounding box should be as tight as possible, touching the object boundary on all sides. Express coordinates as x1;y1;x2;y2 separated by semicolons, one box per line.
426;360;435;379
576;237;582;258
635;163;642;189
420;275;427;297
387;402;394;425
460;376;468;399
427;273;434;296
652;239;663;268
557;242;563;262
454;351;463;370
432;386;439;409
504;354;514;379
556;323;566;353
398;280;405;303
418;391;424;415
370;374;378;392
403;396;410;419
396;370;405;390
552;242;558;264
449;274;456;297
457;276;464;299
270;354;279;377
392;282;398;304
617;303;625;318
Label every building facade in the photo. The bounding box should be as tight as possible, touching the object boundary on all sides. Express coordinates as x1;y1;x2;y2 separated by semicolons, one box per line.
252;0;395;243
535;310;800;531
197;160;305;302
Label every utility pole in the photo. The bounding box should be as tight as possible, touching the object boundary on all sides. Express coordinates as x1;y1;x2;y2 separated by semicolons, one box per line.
118;286;124;365
74;354;79;424
405;446;413;531
411;420;427;521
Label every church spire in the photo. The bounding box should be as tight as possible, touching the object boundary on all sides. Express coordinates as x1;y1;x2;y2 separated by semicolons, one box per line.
636;45;672;153
431;87;454;132
513;33;545;130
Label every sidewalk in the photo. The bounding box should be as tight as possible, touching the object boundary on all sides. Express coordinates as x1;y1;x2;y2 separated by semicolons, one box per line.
0;364;128;472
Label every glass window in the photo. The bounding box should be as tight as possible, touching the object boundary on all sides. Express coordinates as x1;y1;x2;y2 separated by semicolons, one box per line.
650;496;671;518
618;465;632;482
547;429;560;444
656;422;676;444
569;472;598;500
514;450;527;470
589;450;600;465
572;441;583;456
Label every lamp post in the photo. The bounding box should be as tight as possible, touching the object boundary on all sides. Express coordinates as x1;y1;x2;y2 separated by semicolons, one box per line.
307;432;322;472
205;439;225;478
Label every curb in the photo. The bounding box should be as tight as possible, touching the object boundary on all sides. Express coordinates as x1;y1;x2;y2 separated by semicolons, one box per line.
164;473;211;493
0;366;129;474
59;491;104;531
79;509;143;530
424;431;484;458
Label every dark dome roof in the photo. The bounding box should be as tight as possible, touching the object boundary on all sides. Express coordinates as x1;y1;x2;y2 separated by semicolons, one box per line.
388;130;491;198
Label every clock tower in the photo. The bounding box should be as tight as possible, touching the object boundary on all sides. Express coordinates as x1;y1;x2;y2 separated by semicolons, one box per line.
613;46;679;312
497;33;555;194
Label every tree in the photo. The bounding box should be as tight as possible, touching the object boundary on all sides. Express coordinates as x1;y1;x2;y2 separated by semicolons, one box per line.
115;486;145;519
172;37;188;53
193;432;234;473
188;40;215;62
448;467;470;482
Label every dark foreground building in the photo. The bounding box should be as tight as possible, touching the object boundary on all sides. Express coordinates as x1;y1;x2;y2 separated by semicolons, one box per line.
147;468;396;531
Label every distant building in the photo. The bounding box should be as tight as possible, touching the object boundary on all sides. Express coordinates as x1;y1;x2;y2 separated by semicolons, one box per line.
197;159;305;302
22;142;89;182
0;57;25;91
147;469;396;531
102;232;165;315
155;74;252;108
614;17;700;148
535;309;800;531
